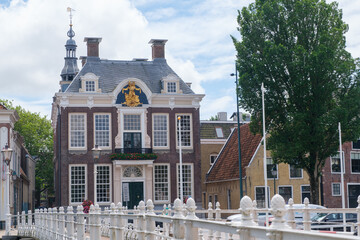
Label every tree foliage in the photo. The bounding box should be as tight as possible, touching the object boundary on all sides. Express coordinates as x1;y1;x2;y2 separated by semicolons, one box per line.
233;0;360;204
0;99;54;205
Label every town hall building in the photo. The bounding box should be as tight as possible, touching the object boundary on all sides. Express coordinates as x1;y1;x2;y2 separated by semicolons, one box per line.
51;20;204;208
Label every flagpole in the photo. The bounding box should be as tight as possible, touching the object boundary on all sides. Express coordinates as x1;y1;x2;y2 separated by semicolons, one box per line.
262;83;269;227
338;122;346;231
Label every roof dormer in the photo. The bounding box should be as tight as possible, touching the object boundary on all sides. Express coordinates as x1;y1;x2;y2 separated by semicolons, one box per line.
161;74;182;94
79;73;101;93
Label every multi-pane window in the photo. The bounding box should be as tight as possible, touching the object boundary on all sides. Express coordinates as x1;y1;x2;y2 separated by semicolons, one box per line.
154;165;169;202
69;114;86;148
266;158;277;178
351;153;360;173
289;165;302;178
353;139;360;149
177;114;192;147
167;82;177;93
95;114;110;148
95;165;111;203
331;152;344;173
177;164;193;200
210;154;217;166
124;115;141;130
255;186;269;208
301;185;310;203
279;186;292;203
332;183;341;196
85;80;95;92
70;165;86;204
153;115;168;148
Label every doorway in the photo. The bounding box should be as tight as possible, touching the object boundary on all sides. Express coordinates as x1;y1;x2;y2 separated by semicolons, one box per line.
348;184;360;208
122;181;144;209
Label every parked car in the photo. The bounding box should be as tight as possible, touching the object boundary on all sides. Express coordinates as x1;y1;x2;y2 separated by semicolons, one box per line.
311;212;357;231
227;212;268;226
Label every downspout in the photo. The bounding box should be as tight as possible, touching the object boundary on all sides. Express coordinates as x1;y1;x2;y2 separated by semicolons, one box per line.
57;106;62;206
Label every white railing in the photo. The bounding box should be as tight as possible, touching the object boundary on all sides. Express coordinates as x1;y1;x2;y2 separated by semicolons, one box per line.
11;194;360;240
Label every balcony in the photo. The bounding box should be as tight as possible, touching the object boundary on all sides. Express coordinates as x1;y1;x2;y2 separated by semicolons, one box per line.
115;148;152;154
110;151;157;161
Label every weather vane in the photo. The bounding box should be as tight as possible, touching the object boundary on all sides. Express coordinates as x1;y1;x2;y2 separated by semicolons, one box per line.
67;7;75;26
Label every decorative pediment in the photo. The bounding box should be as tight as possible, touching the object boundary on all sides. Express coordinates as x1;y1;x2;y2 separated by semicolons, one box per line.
79;73;101;93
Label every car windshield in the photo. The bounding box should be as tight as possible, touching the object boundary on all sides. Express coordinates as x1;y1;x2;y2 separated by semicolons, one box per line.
311;213;327;221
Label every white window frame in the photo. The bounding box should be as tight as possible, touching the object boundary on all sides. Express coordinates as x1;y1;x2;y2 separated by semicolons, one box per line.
167;82;177;93
255;186;270;208
79;72;101;93
94;113;111;150
215;127;224;138
351;151;360;174
153;163;171;204
152;114;169;149
210;154;217;166
176;163;194;200
331;151;345;174
300;185;310;203
289;165;303;179
332;182;341;196
69;164;87;205
176;113;193;149
278;185;293;203
119;109;146;149
69;113;87;150
161;74;182;94
94;164;112;204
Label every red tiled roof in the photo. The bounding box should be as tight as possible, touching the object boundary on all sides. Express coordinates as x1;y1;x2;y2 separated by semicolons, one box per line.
206;123;262;182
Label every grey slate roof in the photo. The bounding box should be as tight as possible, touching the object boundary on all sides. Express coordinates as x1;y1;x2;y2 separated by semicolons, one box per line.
65;58;194;94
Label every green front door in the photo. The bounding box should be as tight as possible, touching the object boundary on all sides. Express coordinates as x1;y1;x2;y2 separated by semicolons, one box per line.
123;182;144;209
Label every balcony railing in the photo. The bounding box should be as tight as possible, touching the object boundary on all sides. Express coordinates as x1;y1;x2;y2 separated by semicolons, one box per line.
114;148;152;154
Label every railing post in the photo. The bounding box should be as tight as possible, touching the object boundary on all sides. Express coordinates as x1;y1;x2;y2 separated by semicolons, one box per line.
109;203;116;240
287;198;296;229
269;194;290;230
53;207;58;239
215;202;221;221
77;205;85;240
172;198;185;239
303;198;311;231
67;206;75;239
356;196;360;237
19;211;24;236
146;199;156;240
232;196;256;239
207;202;214;240
48;208;53;240
34;209;38;238
116;202;124;240
59;206;65;239
252;200;258;224
93;204;101;240
185;197;198;240
137;201;146;240
27;210;32;236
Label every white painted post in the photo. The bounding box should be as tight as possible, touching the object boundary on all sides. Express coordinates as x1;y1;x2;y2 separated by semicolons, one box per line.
303;198;311;231
137;201;146;240
48;208;53;239
59;206;65;239
269;194;290;230
109;203;116;240
207;202;214;239
236;196;256;239
35;209;39;238
215;202;221;221
185;198;198;240
172;198;185;239
67;206;75;239
287;198;296;229
19;211;24;236
92;204;101;240
146;199;156;240
53;207;58;239
252;200;258;224
77;205;85;240
116;202;124;240
27;210;32;236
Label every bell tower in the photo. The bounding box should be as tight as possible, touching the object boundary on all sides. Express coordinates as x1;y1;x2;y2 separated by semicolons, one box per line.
60;7;79;92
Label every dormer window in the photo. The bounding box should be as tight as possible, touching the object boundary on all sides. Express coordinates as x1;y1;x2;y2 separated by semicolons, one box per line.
79;73;101;93
161;74;182;94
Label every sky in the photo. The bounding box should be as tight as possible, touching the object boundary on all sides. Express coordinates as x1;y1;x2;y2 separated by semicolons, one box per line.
0;0;359;121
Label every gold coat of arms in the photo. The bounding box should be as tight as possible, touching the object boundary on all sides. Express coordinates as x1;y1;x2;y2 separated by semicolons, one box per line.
122;81;142;107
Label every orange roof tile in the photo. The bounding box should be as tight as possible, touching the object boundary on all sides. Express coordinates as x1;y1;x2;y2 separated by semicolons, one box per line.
206;123;262;182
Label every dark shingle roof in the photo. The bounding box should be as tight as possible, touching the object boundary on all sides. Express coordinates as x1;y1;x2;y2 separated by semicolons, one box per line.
200;122;237;139
66;58;194;94
206;124;262;182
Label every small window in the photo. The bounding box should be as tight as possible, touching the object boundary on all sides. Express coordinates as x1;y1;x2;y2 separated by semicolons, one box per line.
214;195;218;205
167;82;177;93
215;127;224;138
266;158;277;178
85;80;95;92
210;154;217;166
331;152;345;173
289;165;302;178
208;195;213;207
332;183;341;196
301;185;310;203
351;152;360;173
279;186;292;203
353;139;360;150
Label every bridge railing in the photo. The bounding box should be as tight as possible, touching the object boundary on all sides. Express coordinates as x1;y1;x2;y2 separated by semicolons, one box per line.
12;194;360;240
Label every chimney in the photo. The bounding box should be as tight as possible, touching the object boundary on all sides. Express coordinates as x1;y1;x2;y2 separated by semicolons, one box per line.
84;37;102;57
217;112;227;121
149;39;168;60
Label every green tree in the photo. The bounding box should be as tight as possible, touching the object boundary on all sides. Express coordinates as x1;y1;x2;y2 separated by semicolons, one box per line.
209;115;219;121
0;99;54;207
232;0;360;204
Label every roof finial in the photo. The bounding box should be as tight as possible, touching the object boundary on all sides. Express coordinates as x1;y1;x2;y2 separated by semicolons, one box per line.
67;7;75;39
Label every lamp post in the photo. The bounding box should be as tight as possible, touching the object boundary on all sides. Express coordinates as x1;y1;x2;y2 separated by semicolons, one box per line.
271;165;277;195
92;144;101;205
177;116;184;203
2;144;13;236
230;61;243;199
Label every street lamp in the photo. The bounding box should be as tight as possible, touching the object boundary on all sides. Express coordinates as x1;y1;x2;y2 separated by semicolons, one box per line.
92;144;101;204
2;144;13;236
177;116;184;203
230;61;243;199
271;165;277;195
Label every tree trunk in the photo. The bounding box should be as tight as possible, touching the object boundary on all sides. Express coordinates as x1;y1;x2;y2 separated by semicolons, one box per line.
309;174;320;205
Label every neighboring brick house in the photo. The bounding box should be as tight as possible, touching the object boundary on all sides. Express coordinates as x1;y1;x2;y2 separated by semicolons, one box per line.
0;104;35;229
51;22;204;208
321;140;360;208
200;112;236;208
206;124;310;209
